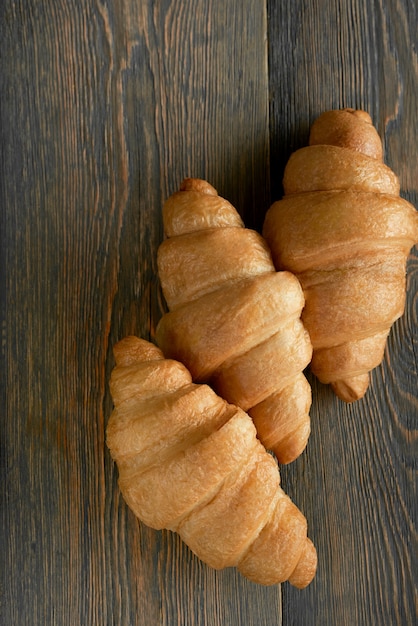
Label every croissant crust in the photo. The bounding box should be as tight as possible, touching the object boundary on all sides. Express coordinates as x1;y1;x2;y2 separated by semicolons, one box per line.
263;108;418;401
156;178;313;463
107;336;317;588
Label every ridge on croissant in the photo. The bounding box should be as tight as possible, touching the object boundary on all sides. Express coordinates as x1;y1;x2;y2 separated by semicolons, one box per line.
155;178;313;464
106;336;317;588
263;108;418;402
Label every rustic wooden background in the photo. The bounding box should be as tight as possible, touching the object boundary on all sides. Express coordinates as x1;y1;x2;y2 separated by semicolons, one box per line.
2;1;417;624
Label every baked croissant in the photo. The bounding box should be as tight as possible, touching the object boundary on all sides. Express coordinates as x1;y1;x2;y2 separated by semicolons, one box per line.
154;178;313;464
263;108;418;402
107;335;317;588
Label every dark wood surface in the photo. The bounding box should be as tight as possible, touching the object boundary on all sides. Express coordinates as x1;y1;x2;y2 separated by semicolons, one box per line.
2;1;417;624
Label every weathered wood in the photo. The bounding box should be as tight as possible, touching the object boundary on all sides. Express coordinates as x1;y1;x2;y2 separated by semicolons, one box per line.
2;0;417;624
268;1;417;625
2;1;273;625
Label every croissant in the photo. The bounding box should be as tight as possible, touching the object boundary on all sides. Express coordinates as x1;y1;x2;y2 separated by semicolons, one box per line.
107;335;317;588
263;109;418;402
154;178;313;464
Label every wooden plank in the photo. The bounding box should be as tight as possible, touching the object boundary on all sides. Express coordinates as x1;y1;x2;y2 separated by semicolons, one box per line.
2;1;275;625
3;0;417;624
267;1;417;624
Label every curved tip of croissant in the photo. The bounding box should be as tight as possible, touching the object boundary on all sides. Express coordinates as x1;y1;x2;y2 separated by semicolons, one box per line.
179;178;218;196
288;538;318;589
272;421;311;465
113;336;164;366
309;109;383;160
342;108;373;124
331;373;369;403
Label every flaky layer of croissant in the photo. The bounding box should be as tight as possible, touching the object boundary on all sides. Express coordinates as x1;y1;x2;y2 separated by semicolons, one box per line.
155;178;312;464
263;109;418;402
107;336;317;588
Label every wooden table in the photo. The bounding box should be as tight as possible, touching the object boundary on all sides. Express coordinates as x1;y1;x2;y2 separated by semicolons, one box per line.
2;1;417;624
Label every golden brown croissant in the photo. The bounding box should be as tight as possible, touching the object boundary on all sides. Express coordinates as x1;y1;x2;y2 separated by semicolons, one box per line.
263;109;418;402
107;336;317;588
155;178;313;464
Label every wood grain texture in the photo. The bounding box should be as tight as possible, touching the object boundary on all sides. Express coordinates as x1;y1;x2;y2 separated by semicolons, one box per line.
2;1;274;625
1;0;417;624
268;1;418;625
